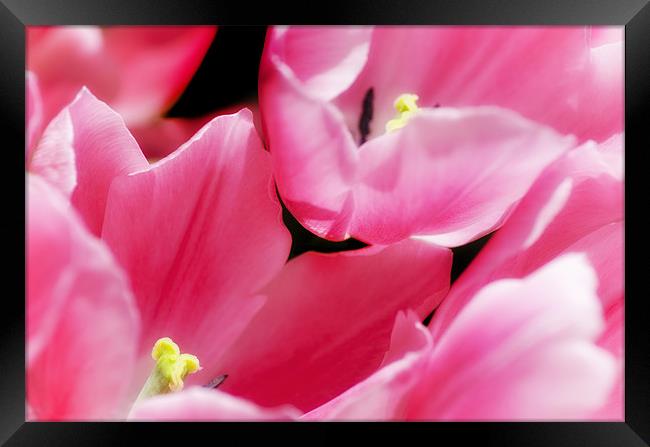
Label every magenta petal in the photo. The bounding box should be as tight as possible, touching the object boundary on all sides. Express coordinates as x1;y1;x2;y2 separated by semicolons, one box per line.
266;26;372;101
429;137;623;341
302;311;432;420
101;109;291;388
29;88;149;235
27;175;140;420
214;239;451;412
28;26;216;126
260;54;360;240
352;108;575;246
306;255;615;421
428;137;623;418
129;388;300;421
406;255;616;420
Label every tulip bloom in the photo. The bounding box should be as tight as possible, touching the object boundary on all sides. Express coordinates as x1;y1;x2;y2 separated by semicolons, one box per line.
26;26;216;154
27;90;452;420
259;26;622;246
131;255;616;421
302;254;616;420
429;134;624;419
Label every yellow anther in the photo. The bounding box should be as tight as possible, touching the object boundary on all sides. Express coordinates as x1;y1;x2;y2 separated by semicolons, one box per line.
152;337;180;360
134;337;201;403
385;93;420;133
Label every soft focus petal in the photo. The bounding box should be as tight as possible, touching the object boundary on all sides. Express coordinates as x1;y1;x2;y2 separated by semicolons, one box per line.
307;255;615;421
260;48;359;240
302;311;432;420
101;109;291;391
129;388;299;421
429;136;623;418
215;239;451;412
27;175;140;420
101;26;216;124
266;26;372;102
352;107;575;246
429;137;623;343
26;71;43;158
29;88;149;235
407;254;615;420
28;26;216;126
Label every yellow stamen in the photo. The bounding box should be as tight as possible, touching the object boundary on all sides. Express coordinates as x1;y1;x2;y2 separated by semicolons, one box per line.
134;337;201;403
385;93;420;132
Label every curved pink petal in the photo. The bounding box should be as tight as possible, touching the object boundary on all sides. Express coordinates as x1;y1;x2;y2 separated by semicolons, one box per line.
428;137;623;418
307;256;614;421
302;311;432;421
352;107;575;246
429;137;623;342
214;239;451;412
265;26;372;102
26;71;43;158
260;48;359;240
101;109;291;392
406;254;615;420
29;88;149;235
27;26;216;127
27;175;140;420
128;387;300;421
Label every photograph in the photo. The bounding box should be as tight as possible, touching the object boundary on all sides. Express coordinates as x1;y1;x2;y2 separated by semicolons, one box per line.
1;0;647;444
25;24;624;422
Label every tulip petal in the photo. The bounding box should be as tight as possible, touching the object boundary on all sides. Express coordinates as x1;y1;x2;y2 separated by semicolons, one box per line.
430;137;623;339
101;26;216;124
302;311;432;421
214;239;451;412
29;88;149;235
101;109;291;390
353;107;575;246
260;53;360;240
27;175;140;420
428;137;623;419
304;255;615;421
129;387;300;421
407;254;615;420
28;26;216;126
266;26;372;102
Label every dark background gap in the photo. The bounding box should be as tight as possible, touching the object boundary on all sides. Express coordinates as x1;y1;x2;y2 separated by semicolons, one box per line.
168;26;268;117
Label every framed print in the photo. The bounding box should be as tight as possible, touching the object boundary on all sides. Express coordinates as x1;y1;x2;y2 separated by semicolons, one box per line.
2;0;648;445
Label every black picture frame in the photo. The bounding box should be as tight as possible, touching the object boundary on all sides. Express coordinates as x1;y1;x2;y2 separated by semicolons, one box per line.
2;0;648;445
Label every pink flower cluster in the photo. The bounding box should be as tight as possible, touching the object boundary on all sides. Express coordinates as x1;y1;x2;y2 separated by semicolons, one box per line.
26;26;623;421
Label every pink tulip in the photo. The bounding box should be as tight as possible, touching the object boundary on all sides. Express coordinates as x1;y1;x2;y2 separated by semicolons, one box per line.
27;90;453;420
259;26;622;245
302;254;616;420
427;134;624;419
26;26;216;153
